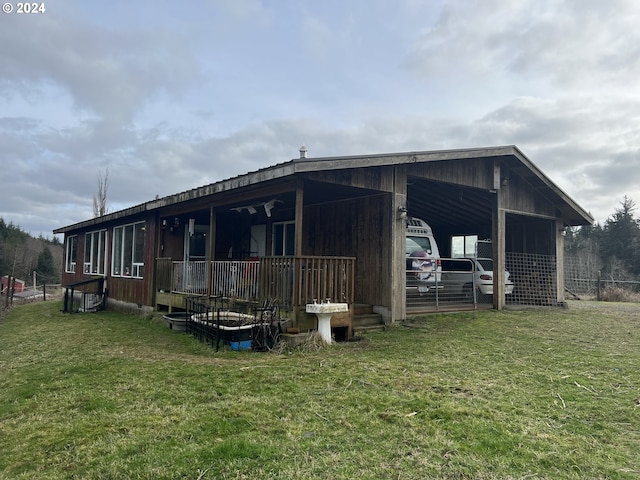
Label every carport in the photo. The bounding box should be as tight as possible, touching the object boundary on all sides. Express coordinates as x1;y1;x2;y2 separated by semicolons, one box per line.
387;147;593;317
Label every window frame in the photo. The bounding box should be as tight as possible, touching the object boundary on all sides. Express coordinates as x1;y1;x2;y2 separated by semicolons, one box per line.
84;229;108;275
272;221;295;256
65;235;78;273
111;221;146;279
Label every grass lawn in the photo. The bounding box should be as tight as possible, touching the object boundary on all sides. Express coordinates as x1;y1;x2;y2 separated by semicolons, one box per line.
1;301;639;479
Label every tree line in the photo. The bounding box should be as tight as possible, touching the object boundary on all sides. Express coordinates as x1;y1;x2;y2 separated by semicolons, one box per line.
565;196;640;281
0;218;63;287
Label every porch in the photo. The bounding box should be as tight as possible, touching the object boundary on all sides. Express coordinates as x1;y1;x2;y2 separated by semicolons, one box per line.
155;256;355;326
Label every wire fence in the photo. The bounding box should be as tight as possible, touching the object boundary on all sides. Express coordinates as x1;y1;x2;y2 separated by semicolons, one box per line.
4;253;638;313
1;281;63;308
564;255;640;300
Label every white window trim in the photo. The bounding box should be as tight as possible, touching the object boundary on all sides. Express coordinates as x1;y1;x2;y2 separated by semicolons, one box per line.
65;235;77;273
111;221;145;279
84;229;108;276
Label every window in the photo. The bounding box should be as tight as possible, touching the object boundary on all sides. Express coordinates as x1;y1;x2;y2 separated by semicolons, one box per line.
65;235;77;273
84;230;107;275
451;234;478;258
406;236;433;255
112;221;146;278
272;221;295;256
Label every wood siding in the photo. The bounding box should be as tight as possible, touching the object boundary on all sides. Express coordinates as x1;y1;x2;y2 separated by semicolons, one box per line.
303;193;392;308
407;157;496;189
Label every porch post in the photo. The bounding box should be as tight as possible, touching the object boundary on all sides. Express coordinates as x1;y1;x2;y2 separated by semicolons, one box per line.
492;160;506;310
295;182;304;255
391;165;407;322
293;183;304;320
207;205;216;297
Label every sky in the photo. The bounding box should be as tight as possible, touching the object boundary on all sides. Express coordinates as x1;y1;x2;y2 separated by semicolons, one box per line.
2;0;640;239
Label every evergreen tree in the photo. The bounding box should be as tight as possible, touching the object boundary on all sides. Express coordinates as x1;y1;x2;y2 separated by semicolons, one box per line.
600;196;640;277
36;246;59;283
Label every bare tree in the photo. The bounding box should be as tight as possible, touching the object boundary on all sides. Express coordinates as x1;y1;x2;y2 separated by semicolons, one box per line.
93;168;110;217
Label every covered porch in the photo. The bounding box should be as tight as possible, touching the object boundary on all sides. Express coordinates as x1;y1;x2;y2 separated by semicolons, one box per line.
155;255;355;327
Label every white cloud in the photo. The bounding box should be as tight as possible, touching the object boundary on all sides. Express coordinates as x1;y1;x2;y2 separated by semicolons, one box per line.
1;0;639;237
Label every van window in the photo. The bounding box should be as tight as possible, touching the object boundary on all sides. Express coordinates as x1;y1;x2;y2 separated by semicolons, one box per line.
406;236;432;255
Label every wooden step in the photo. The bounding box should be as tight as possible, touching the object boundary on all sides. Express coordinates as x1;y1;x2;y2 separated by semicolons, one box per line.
352;309;385;335
353;324;386;334
353;313;383;327
352;303;373;315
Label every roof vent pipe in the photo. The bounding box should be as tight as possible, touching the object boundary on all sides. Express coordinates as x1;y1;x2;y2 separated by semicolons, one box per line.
299;145;307;159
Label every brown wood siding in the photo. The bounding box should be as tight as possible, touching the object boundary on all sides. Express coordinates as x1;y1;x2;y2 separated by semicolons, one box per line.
106;215;156;306
61;214;157;307
503;174;557;218
303;193;392;307
304;166;394;192
407;157;496;189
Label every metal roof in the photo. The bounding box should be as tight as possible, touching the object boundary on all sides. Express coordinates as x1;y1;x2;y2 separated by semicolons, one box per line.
54;145;593;233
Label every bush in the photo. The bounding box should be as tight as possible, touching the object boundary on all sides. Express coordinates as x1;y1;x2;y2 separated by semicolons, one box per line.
599;285;640;302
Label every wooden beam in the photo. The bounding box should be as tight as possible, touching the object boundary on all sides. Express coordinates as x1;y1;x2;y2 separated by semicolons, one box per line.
207;205;216;297
555;219;565;304
295;181;304;256
492;160;506;310
391;165;407;322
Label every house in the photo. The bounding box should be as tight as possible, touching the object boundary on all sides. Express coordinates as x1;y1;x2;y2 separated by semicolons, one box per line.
53;146;593;334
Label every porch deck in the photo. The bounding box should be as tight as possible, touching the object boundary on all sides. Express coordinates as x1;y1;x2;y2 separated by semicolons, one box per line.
155;256;355;318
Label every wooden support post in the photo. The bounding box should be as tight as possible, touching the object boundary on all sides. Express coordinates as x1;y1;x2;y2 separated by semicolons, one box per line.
555;219;565;305
492;162;506;310
391;165;407;322
207;205;216;297
293;183;304;320
294;182;304;256
10;276;15;306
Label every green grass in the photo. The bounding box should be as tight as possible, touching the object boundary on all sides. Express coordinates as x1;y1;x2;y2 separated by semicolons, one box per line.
1;301;639;479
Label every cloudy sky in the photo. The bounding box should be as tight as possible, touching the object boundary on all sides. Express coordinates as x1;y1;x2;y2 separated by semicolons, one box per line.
2;0;639;238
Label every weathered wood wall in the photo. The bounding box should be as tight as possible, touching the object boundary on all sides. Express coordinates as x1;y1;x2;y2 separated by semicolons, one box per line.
407;157;496;189
303;192;392;308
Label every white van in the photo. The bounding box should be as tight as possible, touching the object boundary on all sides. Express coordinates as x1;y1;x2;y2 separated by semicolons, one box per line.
405;217;442;293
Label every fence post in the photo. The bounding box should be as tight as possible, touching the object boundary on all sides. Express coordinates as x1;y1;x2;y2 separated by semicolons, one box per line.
4;276;9;309
596;270;601;301
43;284;47;301
10;276;15;306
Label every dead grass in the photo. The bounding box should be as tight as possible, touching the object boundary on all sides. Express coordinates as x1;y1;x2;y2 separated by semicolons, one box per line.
0;300;639;479
599;285;640;303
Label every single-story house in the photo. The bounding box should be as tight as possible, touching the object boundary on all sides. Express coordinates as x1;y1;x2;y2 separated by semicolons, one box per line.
54;146;593;334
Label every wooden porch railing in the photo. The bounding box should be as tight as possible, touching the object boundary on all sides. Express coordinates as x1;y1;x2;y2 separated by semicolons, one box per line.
259;256;355;308
156;257;173;292
155;255;355;308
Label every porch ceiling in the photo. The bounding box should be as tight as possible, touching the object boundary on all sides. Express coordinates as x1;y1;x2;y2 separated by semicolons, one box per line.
303;179;383;206
407;179;494;234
